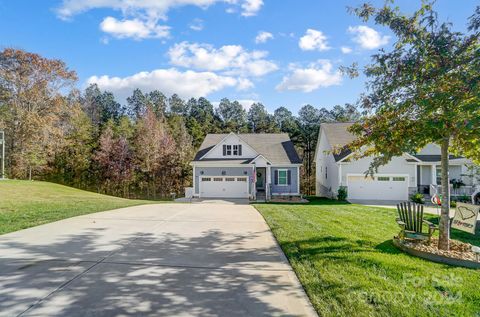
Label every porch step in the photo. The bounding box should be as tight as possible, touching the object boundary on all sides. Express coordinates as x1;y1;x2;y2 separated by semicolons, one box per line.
256;194;266;202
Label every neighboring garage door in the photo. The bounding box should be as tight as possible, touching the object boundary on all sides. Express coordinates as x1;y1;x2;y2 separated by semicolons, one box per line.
200;176;249;198
347;175;408;200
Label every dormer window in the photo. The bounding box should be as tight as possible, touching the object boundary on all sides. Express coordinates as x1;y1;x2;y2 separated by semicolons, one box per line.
223;144;242;156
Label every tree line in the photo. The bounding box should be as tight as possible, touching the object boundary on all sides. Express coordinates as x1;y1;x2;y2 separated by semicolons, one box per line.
0;48;360;198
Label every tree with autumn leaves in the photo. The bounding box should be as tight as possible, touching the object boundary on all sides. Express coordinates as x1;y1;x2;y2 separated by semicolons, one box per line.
344;2;480;250
0;47;360;199
0;48;77;179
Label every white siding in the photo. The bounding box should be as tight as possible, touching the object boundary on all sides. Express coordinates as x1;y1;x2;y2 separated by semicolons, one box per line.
202;134;257;159
315;127;340;197
341;156;417;191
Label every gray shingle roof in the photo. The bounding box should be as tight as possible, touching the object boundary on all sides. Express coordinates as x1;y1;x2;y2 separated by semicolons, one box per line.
413;155;461;162
320;123;466;162
320;122;356;161
192;133;302;164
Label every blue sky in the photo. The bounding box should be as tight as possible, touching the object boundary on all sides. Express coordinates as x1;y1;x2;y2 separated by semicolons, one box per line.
0;0;477;113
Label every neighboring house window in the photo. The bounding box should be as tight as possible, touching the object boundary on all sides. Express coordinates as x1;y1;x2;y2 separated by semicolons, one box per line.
275;169;290;186
325;166;328;179
233;145;238;155
378;176;390;181
226;145;232;155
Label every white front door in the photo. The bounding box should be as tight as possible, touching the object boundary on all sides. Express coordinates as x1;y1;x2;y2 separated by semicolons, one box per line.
347;175;408;201
200;176;249;198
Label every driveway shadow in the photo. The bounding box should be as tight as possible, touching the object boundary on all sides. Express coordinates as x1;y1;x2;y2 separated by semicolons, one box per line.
0;226;312;316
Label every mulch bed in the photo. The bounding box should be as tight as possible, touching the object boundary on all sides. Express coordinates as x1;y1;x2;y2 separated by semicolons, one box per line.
402;238;480;263
269;197;309;203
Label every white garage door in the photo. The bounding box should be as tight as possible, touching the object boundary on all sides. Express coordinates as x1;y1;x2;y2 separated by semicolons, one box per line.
347;175;408;201
200;176;249;198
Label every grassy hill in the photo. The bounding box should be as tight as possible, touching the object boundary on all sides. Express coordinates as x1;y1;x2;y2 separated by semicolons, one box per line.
0;180;155;235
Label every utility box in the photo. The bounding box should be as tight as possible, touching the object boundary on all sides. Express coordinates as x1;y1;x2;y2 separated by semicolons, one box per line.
184;187;194;199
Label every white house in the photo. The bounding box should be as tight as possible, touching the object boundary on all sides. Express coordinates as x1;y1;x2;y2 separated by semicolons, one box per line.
315;122;478;202
190;132;302;200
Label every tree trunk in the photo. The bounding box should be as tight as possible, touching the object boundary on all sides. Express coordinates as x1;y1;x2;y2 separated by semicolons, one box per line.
438;137;451;250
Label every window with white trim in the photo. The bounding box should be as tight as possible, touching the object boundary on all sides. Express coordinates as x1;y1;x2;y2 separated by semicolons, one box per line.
377;176;390;181
278;169;288;186
223;144;242;156
392;177;406;181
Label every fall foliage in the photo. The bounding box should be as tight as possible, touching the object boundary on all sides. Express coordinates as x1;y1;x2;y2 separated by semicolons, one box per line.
0;48;359;198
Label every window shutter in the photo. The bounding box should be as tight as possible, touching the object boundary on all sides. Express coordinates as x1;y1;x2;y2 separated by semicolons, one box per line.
287;170;292;185
238;144;242;156
274;170;278;185
223;145;226;156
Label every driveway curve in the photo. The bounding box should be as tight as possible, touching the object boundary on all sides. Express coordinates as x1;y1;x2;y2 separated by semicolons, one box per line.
0;203;316;316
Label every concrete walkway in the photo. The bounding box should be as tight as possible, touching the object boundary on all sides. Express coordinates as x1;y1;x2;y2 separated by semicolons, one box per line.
350;199;480;219
0;203;316;317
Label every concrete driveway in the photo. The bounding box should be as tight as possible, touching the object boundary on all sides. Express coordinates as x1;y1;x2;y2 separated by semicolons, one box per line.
0;203;316;317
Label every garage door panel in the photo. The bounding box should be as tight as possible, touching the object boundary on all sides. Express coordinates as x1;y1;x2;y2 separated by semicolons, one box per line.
200;177;249;198
347;175;408;200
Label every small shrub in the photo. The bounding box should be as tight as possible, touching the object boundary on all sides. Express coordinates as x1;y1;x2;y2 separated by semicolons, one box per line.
450;200;457;208
452;195;471;203
451;179;465;189
410;193;425;204
337;186;348;201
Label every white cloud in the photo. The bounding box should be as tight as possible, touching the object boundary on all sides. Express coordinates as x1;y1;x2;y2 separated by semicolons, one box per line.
299;29;330;51
255;31;273;44
168;41;278;77
57;1;263;40
100;17;170;39
56;0;263;20
237;78;254;90
241;0;263;17
348;25;390;49
276;60;342;92
237;99;256;110
341;46;352;54
87;68;241;101
212;99;257;110
189;18;204;31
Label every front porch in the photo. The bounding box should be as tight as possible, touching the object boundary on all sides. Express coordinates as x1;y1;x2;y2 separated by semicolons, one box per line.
416;163;477;197
251;160;301;202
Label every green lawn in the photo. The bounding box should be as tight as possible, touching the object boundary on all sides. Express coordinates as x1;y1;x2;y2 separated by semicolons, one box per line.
255;198;480;317
0;180;155;235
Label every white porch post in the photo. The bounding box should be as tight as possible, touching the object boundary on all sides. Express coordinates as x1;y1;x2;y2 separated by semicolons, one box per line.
266;165;271;200
431;165;437;185
338;164;342;186
192;165;196;197
252;165;256;200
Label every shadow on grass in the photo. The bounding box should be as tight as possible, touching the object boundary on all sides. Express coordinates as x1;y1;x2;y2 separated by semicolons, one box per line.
375;239;402;254
425;216;480;246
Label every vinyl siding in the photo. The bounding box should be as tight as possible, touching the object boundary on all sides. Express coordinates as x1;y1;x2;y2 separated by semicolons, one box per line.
270;167;299;194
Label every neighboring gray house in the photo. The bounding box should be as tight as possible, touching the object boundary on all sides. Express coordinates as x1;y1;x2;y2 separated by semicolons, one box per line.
190;132;302;200
315;122;479;201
